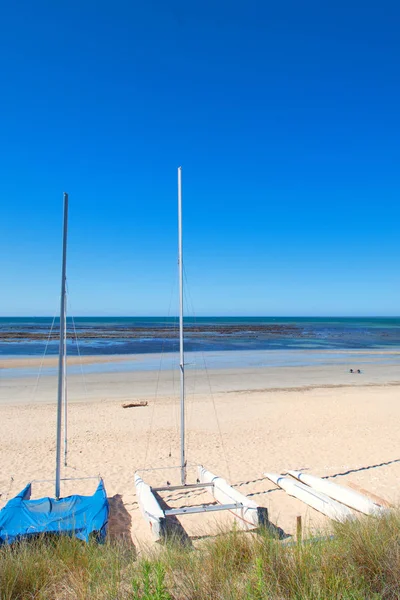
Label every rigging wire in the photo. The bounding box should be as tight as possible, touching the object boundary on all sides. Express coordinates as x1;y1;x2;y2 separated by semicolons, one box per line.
3;476;14;504
67;285;88;398
182;273;199;464
170;312;180;457
63;284;89;468
32;312;57;401
143;277;177;469
63;297;68;467
183;265;232;481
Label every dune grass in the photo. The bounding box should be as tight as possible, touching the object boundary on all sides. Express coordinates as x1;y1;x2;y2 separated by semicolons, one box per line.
1;511;400;599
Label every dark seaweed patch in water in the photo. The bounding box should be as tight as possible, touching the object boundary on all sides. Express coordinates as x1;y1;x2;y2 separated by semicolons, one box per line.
2;319;400;356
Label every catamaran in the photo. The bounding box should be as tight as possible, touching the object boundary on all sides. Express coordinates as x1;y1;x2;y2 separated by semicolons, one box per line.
134;168;268;541
0;194;109;545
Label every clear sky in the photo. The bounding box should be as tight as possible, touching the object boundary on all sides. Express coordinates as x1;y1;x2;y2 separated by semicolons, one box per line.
1;1;399;316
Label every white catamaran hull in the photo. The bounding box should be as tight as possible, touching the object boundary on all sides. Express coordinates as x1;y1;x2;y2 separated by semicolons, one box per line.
287;470;387;516
198;466;268;530
135;467;268;541
264;473;355;522
134;473;166;541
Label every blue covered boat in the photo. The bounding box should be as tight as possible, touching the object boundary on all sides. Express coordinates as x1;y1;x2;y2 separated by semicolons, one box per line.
0;479;109;545
0;195;109;545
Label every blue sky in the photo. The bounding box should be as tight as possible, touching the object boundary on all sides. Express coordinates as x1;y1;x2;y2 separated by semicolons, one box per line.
1;1;399;316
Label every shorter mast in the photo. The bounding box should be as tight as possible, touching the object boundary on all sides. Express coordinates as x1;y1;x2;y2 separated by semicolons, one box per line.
178;167;186;485
55;192;68;499
63;300;68;467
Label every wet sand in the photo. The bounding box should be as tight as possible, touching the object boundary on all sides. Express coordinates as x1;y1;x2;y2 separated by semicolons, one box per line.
0;355;136;369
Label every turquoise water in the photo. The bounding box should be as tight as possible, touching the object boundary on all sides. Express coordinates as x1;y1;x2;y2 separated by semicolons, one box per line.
1;316;400;357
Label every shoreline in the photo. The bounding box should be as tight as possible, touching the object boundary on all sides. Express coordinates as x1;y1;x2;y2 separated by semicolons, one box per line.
1;356;400;407
1;346;400;370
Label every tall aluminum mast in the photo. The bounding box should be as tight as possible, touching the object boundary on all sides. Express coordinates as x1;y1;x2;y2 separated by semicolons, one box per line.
178;167;186;485
55;193;68;499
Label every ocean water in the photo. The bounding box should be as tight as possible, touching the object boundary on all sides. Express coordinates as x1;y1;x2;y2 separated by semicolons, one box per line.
1;317;400;357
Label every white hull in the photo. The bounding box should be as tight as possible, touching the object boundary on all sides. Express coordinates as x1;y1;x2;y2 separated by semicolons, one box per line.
198;466;268;530
134;473;166;541
135;467;268;541
265;473;354;522
346;481;392;509
287;470;387;516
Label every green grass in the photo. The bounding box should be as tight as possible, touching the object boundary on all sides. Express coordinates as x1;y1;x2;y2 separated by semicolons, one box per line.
1;511;400;599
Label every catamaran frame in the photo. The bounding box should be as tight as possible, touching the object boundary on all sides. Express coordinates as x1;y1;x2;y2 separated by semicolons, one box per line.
134;168;268;541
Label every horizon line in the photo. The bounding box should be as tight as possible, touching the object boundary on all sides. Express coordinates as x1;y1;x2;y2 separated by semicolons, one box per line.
1;315;400;319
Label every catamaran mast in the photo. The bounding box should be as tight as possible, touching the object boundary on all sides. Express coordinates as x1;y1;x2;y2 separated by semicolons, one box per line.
55;192;68;499
63;299;68;467
178;167;186;485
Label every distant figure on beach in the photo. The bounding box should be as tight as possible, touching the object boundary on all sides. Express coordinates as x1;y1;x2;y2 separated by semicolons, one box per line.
357;369;361;374
349;369;353;373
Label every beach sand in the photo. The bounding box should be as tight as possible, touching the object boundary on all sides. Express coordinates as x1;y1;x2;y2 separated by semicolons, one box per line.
1;354;400;550
0;355;136;369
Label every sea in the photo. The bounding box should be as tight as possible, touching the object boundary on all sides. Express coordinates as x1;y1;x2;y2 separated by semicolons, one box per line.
1;317;400;355
1;316;400;365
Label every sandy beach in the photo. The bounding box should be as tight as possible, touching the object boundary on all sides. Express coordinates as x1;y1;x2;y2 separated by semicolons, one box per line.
1;352;400;549
0;355;137;369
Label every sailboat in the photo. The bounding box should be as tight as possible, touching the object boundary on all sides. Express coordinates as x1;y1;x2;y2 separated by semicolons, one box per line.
0;194;109;545
134;168;267;541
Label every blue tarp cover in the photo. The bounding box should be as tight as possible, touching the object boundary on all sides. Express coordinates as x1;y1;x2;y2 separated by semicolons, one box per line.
0;479;109;545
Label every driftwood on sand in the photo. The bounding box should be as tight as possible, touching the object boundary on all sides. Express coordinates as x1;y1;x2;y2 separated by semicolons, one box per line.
122;401;148;409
